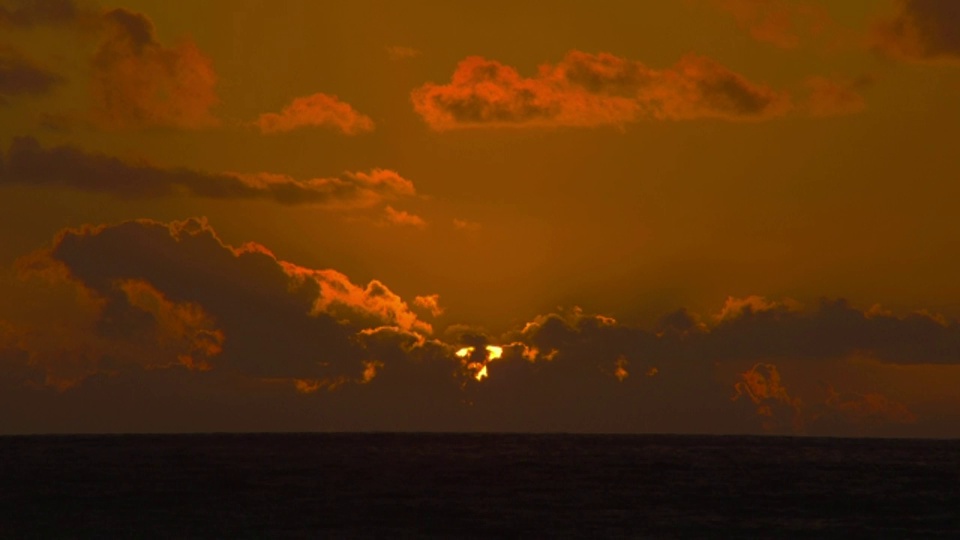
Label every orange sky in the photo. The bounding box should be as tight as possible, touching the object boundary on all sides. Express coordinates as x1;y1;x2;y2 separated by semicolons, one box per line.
2;0;960;436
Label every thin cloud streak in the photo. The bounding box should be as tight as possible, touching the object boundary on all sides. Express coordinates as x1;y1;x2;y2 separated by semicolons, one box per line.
0;136;417;207
412;51;790;130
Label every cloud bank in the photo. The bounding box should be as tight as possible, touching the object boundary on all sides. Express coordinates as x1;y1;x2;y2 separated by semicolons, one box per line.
3;221;956;438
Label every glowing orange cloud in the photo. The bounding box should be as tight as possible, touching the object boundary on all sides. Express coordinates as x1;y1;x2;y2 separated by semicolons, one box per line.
733;362;803;432
281;263;431;335
383;206;427;229
714;295;798;322
614;355;629;382
3;265;223;390
117;279;224;372
413;294;444;317
256;92;374;135
411;51;790;130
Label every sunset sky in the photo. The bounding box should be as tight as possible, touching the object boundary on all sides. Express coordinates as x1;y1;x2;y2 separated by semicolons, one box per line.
2;0;960;436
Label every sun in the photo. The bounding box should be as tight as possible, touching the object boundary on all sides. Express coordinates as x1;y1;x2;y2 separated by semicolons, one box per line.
455;345;503;380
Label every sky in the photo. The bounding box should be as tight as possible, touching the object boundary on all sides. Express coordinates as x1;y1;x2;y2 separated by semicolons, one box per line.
2;0;960;436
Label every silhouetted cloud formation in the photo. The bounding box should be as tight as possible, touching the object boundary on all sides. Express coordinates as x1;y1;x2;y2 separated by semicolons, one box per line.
412;51;790;130
1;225;955;435
9;218;434;388
518;297;960;368
873;0;960;62
0;136;417;207
256;92;374;135
0;46;63;97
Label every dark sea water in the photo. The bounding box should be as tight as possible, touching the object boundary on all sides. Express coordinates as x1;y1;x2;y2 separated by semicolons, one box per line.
1;433;958;538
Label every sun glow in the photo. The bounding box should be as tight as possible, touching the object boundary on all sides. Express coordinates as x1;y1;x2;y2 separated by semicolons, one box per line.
455;345;503;380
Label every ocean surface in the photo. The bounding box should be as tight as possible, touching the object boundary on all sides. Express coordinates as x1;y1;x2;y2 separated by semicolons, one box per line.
1;433;957;538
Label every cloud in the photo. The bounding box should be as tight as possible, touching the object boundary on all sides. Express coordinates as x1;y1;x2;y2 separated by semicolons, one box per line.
821;386;916;427
0;45;64;97
9;218;434;389
712;0;834;49
732;362;804;432
411;51;790;130
414;294;444;317
0;0;82;27
510;301;938;434
0;136;417;207
731;362;916;434
872;0;960;63
255;92;374;135
453;218;481;232
2;278;955;433
386;45;420;60
91;8;218;129
2;254;222;390
383;206;427;228
805;75;871;117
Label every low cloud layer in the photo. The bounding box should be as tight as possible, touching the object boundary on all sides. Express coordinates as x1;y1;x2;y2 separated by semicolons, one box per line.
3;226;957;436
256;92;374;135
0;136;416;207
411;51;790;130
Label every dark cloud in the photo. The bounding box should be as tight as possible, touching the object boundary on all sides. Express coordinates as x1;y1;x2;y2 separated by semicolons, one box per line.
411;51;790;130
0;46;64;97
1;2;220;128
873;0;960;62
91;8;219;129
2;232;956;435
0;136;417;206
520;298;960;368
2;218;437;392
0;0;81;27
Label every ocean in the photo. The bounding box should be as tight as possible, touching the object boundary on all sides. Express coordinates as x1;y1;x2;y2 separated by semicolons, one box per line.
1;433;957;537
